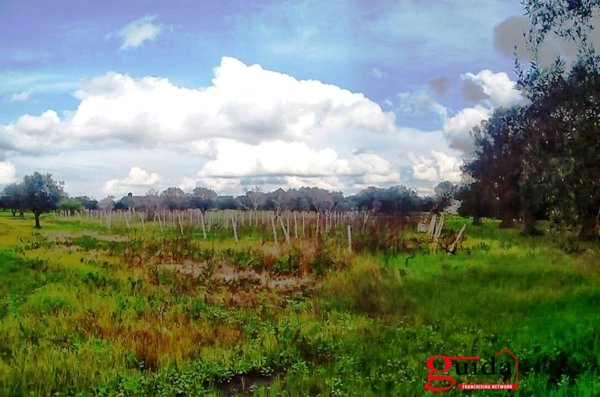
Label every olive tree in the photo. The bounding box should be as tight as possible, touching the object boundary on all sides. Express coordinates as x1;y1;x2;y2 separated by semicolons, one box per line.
21;172;64;228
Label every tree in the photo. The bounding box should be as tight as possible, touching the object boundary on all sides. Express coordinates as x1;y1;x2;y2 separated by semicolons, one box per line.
350;186;421;214
161;187;189;210
522;0;600;51
518;0;600;239
299;187;334;212
525;59;600;238
267;188;289;212
117;193;135;210
2;183;26;217
433;181;457;213
216;195;238;210
57;198;83;215
98;196;116;211
456;181;495;225
21;172;64;228
191;187;218;210
74;196;98;210
143;188;161;211
465;106;528;228
244;185;265;212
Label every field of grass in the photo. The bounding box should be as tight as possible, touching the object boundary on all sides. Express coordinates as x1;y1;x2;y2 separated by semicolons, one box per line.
0;211;598;396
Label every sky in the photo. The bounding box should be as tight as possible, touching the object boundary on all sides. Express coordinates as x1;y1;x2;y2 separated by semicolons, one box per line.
0;0;533;198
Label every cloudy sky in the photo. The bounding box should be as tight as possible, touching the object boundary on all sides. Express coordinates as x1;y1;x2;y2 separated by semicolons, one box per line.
0;0;533;198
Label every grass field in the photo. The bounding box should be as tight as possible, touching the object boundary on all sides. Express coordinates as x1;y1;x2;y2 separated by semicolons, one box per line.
0;211;598;396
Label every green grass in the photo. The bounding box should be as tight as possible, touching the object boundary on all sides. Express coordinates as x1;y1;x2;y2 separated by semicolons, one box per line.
0;211;597;396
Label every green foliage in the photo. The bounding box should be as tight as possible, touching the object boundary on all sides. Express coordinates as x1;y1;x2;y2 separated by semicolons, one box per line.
58;198;84;214
72;235;101;250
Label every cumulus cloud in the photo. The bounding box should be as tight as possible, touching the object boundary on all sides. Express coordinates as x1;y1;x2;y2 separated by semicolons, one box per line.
0;57;444;195
461;70;525;108
103;166;161;196
443;105;490;153
117;16;163;50
436;70;525;154
192;139;400;192
0;57;397;155
0;161;16;184
396;91;448;119
409;150;462;183
0;110;70;154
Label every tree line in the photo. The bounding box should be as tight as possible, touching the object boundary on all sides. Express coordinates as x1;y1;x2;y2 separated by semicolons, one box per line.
0;180;455;230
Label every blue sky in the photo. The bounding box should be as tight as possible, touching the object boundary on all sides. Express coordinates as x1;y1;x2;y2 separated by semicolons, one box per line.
0;0;529;197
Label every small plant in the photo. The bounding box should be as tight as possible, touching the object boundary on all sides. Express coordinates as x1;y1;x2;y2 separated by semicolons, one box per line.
72;235;100;250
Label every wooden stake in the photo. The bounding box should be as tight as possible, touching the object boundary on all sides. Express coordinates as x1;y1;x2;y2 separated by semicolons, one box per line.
293;211;298;239
428;214;437;238
199;210;207;239
433;214;445;245
279;215;291;245
231;213;239;243
124;211;131;230
177;211;184;234
158;211;164;233
448;224;466;253
362;212;369;233
347;225;352;253
271;213;278;245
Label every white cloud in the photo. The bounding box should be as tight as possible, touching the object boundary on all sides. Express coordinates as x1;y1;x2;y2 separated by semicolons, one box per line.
103;166;161;196
396;91;448;119
409;150;462;183
0;57;453;196
437;70;524;154
117;16;162;50
192;139;400;193
461;70;524;108
0;110;70;154
0;161;16;184
443;105;490;153
0;57;397;154
10;91;30;102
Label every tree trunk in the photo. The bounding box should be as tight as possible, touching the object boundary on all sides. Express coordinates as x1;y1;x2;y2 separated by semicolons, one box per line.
34;211;41;228
499;214;514;228
578;207;598;241
521;209;539;236
499;190;517;228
